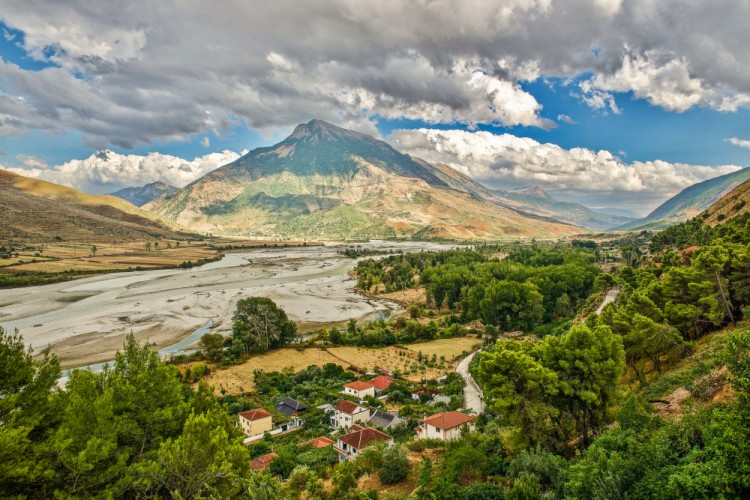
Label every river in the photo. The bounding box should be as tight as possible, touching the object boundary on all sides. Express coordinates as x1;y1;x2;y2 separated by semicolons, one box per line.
0;241;457;369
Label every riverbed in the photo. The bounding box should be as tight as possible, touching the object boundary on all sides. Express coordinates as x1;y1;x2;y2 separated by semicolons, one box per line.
0;241;456;368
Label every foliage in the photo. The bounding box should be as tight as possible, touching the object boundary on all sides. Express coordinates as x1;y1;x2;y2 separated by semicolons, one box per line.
230;297;298;356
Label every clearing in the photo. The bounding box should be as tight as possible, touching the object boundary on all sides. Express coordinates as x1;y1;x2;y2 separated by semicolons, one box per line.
203;336;481;394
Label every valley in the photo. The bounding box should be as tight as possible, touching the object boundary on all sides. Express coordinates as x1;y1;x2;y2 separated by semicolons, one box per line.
0;241;456;368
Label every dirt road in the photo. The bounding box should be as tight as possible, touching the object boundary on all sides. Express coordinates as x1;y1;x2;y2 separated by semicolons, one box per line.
456;350;484;414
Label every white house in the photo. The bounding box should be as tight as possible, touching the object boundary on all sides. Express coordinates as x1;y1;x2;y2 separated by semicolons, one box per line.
334;425;393;461
343;380;376;399
415;411;477;441
331;399;371;429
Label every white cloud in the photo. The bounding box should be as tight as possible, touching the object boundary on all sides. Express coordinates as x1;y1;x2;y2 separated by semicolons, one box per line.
727;137;750;150
0;0;748;147
200;136;210;147
7;149;240;194
557;114;576;124
389;128;743;210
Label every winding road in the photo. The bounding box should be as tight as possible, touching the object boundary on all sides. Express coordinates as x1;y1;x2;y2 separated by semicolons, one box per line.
456;350;485;414
596;287;621;315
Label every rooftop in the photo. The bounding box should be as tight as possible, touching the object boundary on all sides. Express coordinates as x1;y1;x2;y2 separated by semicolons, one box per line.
300;436;335;448
370;375;393;390
345;380;375;391
337;426;392;450
423;411;477;430
334;399;362;414
238;408;272;421
275;397;308;417
249;452;278;470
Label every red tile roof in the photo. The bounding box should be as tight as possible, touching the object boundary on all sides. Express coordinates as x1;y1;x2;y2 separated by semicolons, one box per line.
249;452;278;470
300;436;335;448
239;408;272;422
370;375;393;390
337;427;392;450
345;380;375;391
423;411;477;430
334;399;362;414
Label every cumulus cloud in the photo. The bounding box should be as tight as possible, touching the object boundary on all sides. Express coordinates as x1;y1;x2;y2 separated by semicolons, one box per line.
727;137;750;150
6;149;240;194
0;0;748;147
389;128;743;211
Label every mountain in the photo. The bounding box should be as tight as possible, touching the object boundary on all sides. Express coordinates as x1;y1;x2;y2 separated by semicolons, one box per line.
701;177;750;225
616;168;750;231
483;186;635;230
0;169;188;243
110;181;178;207
146;120;581;240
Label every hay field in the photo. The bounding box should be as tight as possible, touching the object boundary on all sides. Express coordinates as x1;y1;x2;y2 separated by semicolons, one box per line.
203;336;481;394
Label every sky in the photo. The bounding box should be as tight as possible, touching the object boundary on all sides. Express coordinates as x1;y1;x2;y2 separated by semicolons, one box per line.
1;0;750;215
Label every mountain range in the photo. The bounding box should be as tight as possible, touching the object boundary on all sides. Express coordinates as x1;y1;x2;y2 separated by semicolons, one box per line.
110;181;178;207
146;120;582;240
0;169;186;243
615;167;750;231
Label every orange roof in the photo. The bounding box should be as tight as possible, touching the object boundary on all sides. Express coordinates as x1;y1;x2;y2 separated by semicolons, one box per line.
370;375;393;390
345;380;375;391
249;452;278;470
334;399;362;414
423;411;477;430
300;436;335;448
239;408;272;421
337;427;392;450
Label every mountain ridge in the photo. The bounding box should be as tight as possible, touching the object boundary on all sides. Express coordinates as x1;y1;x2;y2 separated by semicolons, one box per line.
147;120;582;240
110;181;178;207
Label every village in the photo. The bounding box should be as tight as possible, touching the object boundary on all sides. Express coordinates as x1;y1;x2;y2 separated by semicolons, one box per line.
237;367;479;472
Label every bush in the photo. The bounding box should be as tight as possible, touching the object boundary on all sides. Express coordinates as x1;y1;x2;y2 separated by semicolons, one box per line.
378;445;411;484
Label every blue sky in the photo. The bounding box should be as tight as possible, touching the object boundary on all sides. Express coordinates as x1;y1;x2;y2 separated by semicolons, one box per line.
1;1;750;212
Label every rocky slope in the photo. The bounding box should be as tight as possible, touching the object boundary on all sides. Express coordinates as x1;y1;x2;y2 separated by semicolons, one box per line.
701;177;750;225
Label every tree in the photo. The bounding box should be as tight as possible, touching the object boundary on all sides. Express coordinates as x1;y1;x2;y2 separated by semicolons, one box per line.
478;340;560;449
231;297;298;355
540;324;625;446
694;244;735;325
378;445;410;484
200;333;225;362
147;411;250;498
91;245;97;257
0;327;60;497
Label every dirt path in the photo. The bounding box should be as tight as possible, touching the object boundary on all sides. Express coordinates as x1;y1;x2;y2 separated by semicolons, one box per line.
596;287;621;315
456;350;484;414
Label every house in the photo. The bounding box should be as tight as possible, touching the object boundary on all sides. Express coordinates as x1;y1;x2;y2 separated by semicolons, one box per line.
367;409;405;430
370;375;393;393
331;399;371;429
249;452;278;471
238;408;273;438
334;425;393;461
300;436;335;449
415;411;477;441
343;380;376;399
275;397;308;417
411;388;440;401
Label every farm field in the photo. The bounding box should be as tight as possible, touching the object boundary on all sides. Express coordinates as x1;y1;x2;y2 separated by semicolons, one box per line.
202;336;481;394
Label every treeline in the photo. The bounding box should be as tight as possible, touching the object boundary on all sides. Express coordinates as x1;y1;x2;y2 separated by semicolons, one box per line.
650;211;750;252
0;328;254;498
355;245;600;334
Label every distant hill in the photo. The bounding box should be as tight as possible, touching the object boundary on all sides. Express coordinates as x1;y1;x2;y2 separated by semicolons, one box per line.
0;169;188;243
615;168;750;231
146;120;581;241
702;177;750;225
110;181;177;207
487;186;635;230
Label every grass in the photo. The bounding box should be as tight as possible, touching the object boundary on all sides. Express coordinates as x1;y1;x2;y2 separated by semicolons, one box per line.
203;336;480;394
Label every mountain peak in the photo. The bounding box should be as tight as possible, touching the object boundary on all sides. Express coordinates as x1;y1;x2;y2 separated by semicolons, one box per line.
290;119;349;140
512;185;553;200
